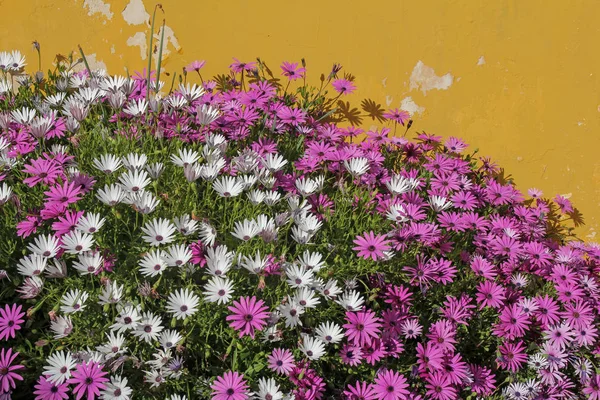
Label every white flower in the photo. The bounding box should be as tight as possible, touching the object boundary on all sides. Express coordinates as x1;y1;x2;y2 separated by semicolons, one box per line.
93;154;122;174
203;277;234;305
110;305;141;333
199;221;217;247
506;382;529;400
295;177;318;197
119;169;151;193
285;264;314;288
299;336;326;360
100;375;133;400
196;104;220;125
262;326;281;343
129;191;160;214
212;176;244;197
76;213;106;234
527;353;548;370
344;157;369;177
171;148;200;168
11;107;36;124
60;289;89;314
386;204;408;223
28;234;60;258
96;184;127;206
293;287;320;309
278;300;304;328
8;50;26;71
204;245;233;277
319;279;342;299
240;251;267;275
141;218;177;247
143;369;165;388
72;252;103;275
247;189;266;205
173;215;198;236
43;350;76;384
179;83;205;102
335;290;365;311
290;226;313;245
124;98;148;116
231;218;260;241
133;311;164;343
16;254;47;277
61;230;95;254
122;153;148;171
164;244;193;267
263;190;282;206
166;289;200;320
99;75;128;93
296;213;322;235
297;250;325;272
257;377;283;400
45;259;67;279
98;281;124;305
145;162;164;179
0;182;11;205
50;315;73;339
315;322;344;344
159;329;183;350
428;195;452;212
139;250;168;277
261;153;288;173
96;331;127;357
385;175;419;195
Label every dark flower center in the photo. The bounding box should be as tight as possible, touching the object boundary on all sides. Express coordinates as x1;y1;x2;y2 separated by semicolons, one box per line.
60;366;68;373
144;325;152;333
7;321;14;327
124;317;132;324
367;245;376;252
180;305;188;312
226;389;235;395
387;386;395;393
276;360;283;366
155;235;163;241
244;314;253;322
85;377;93;385
0;367;8;375
218;289;226;296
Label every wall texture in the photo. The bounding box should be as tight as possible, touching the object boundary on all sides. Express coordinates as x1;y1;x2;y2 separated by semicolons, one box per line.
1;0;598;239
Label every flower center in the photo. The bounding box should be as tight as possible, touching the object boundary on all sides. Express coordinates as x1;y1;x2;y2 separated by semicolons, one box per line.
180;305;188;312
244;314;253;322
144;325;152;333
218;290;226;296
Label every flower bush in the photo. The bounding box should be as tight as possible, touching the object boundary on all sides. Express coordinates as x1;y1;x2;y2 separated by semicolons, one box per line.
0;48;599;400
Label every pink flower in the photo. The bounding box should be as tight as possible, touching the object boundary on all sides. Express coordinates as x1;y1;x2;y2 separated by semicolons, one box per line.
280;61;305;81
343;310;382;346
211;371;249;400
0;304;25;340
185;60;206;72
372;370;409;400
383;108;410;125
343;381;377;400
0;348;24;393
267;348;294;375
332;79;356;95
226;296;269;338
353;231;391;261
34;376;69;400
67;361;109;400
276;107;306;126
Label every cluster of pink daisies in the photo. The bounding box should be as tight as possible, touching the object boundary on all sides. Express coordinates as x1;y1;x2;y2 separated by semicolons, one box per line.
0;50;599;400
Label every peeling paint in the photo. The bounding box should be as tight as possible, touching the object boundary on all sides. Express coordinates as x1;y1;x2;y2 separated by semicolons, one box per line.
409;61;453;95
152;25;182;61
385;95;393;107
561;192;573;199
83;0;113;20
122;0;149;25
400;96;425;115
110;45;116;54
73;53;107;72
477;56;486;65
381;77;387;88
127;32;147;60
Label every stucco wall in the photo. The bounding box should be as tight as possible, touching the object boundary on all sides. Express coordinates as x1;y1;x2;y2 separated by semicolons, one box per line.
1;0;598;239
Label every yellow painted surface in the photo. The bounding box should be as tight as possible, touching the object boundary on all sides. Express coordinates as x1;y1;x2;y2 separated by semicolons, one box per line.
1;0;599;239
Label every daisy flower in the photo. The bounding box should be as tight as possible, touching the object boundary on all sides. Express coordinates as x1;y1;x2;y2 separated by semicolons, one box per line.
343;309;382;346
159;329;183;350
100;375;132;400
28;234;60;258
60;289;89;314
16;254;47;277
343;381;377;400
76;213;105;234
141;218;177;247
166;289;200;320
285;264;314;288
211;371;249;400
118;169;151;193
132;312;164;343
335;290;365;311
315;321;345;344
299;336;326;360
138;249;168;277
0;304;25;340
267;348;294;375
372;370;409;400
110;305;141;333
203;277;235;305
231;218;260;241
68;361;109;400
50;315;73;339
61;230;95;254
212;176;245;198
332;78;357;95
226;296;269;339
34;376;69;400
383;108;410;125
352;231;391;261
0;348;24;393
257;377;283;400
93;154;122;174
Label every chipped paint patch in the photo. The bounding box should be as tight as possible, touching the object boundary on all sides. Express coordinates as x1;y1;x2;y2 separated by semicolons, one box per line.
83;0;113;19
122;0;149;25
73;53;107;72
127;32;147;60
477;56;486;65
381;77;387;88
152;25;182;61
110;45;116;54
385;95;393;107
400;96;425;115
409;61;453;95
561;192;573;199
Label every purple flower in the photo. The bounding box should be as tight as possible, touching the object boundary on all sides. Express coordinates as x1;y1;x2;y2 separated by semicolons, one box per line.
226;296;269;339
0;304;25;341
0;348;24;393
34;376;69;400
211;371;249;400
67;361;109;400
